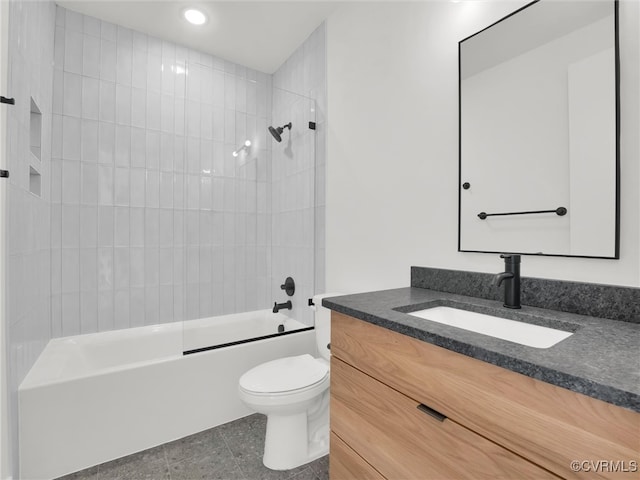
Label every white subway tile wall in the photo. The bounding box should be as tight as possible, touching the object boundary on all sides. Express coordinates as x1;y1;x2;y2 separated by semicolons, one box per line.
271;24;327;326
49;7;328;335
6;0;57;472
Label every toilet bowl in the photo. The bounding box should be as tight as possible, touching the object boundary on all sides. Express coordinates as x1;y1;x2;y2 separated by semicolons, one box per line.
238;293;336;470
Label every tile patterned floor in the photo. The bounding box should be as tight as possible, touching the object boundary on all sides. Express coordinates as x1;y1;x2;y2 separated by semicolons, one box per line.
57;414;329;480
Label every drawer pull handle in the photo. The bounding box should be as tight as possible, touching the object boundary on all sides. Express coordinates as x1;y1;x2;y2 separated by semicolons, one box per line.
417;403;447;422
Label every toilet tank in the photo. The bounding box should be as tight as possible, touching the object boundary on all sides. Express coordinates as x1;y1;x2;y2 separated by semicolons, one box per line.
311;293;343;361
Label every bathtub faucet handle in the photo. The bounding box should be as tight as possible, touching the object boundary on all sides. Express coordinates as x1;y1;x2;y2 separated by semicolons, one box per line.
280;277;295;296
273;301;292;313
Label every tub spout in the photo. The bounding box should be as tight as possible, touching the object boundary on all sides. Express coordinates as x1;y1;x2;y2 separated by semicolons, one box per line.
273;301;292;313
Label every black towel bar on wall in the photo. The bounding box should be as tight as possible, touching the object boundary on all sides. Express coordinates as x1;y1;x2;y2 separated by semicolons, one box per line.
478;207;567;220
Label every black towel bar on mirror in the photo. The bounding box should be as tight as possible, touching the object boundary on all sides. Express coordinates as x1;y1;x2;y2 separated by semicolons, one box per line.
478;207;567;220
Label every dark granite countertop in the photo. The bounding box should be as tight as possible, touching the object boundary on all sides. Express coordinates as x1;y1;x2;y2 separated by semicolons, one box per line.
323;287;640;413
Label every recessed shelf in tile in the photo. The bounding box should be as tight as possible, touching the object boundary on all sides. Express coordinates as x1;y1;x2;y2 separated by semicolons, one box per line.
30;97;42;161
29;166;41;197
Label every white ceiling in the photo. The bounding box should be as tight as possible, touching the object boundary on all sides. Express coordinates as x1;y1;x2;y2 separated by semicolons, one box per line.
57;1;342;74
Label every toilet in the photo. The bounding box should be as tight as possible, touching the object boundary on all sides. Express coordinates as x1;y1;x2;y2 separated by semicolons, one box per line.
238;294;335;470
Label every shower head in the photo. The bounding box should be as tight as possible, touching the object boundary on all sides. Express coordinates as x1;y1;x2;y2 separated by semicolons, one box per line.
268;126;281;142
268;122;292;142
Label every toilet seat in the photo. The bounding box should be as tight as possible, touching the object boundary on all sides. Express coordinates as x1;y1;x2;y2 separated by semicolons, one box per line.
239;354;329;395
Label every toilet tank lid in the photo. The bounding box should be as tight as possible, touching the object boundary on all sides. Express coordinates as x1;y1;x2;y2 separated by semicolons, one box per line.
239;354;328;393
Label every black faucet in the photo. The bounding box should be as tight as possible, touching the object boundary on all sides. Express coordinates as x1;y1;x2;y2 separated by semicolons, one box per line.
494;254;521;309
273;300;292;313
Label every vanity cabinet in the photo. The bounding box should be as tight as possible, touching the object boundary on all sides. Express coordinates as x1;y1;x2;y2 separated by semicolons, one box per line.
329;312;640;479
329;432;385;480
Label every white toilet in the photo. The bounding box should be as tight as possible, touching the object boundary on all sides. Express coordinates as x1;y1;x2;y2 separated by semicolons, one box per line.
238;294;334;470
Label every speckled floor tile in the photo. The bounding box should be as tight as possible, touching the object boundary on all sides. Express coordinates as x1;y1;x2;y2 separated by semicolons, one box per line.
234;453;309;480
168;453;243;480
218;414;267;460
97;446;169;480
308;455;329;480
288;466;321;480
56;465;99;480
54;414;329;480
164;429;228;465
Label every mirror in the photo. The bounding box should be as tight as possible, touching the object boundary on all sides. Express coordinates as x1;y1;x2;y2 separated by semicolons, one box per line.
458;0;619;258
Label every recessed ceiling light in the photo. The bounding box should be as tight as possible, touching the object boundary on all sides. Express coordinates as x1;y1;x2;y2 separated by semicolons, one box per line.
183;8;207;26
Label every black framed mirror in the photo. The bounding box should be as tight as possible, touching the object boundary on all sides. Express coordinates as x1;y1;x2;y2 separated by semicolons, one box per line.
458;0;619;259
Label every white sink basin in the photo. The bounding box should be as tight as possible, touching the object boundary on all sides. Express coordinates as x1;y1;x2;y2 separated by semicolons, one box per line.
408;306;573;349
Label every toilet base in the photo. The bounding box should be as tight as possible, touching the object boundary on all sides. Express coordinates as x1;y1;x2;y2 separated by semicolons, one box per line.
262;392;329;470
263;413;328;470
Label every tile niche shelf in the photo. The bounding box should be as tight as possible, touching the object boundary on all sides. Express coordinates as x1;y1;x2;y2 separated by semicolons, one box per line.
30;97;42;161
29;166;41;197
29;97;42;197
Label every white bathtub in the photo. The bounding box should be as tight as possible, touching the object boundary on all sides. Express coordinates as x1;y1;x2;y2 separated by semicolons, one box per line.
19;310;316;479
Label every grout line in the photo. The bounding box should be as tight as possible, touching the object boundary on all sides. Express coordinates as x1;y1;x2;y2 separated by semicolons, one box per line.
218;425;246;477
161;444;172;480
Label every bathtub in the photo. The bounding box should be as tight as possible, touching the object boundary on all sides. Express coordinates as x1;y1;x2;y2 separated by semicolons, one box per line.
19;310;316;479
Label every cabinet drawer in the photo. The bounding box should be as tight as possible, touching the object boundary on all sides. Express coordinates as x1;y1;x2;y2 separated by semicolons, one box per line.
331;312;640;479
330;432;385;480
331;357;556;479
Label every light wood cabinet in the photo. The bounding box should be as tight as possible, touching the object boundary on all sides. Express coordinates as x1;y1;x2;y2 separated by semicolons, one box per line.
330;312;640;480
329;432;385;480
